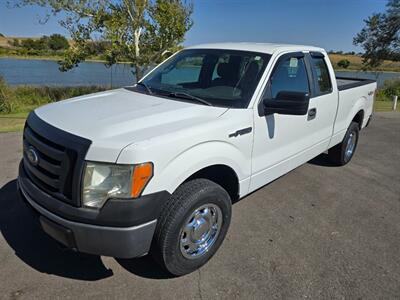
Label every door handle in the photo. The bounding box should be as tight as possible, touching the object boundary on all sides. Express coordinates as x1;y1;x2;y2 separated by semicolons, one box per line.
308;108;317;120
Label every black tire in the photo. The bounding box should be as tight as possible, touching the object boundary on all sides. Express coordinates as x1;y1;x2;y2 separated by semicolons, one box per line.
328;121;360;166
151;179;232;276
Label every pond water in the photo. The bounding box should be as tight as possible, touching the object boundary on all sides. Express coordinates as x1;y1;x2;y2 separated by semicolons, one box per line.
0;58;398;88
0;58;136;87
335;70;399;87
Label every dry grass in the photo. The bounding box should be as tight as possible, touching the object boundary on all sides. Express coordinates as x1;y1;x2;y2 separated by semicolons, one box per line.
329;54;400;72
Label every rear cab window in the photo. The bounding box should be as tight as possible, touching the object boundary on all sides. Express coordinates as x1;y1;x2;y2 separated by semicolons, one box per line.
309;53;332;95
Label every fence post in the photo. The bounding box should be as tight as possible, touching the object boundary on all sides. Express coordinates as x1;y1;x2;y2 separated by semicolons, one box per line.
393;95;398;111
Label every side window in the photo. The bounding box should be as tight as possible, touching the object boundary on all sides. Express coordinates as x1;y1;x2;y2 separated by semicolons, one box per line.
311;56;332;94
270;56;309;99
161;55;204;85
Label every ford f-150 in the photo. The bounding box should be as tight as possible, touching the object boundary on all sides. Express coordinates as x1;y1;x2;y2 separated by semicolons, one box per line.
18;43;376;275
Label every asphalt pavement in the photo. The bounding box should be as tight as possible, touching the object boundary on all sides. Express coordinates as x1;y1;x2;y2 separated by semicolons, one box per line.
0;112;399;299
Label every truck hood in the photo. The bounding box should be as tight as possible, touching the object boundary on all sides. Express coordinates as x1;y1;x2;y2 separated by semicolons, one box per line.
35;88;228;162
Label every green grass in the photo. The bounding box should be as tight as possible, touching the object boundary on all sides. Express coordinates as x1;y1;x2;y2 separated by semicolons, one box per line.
374;100;400;112
0;112;28;132
0;78;108;132
0;82;107;114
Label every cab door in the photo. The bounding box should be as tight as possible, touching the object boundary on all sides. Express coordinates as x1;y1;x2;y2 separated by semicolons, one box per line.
249;51;337;193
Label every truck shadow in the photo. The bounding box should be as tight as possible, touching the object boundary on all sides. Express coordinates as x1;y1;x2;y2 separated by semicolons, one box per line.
116;257;172;279
0;180;114;281
307;153;338;167
0;179;173;280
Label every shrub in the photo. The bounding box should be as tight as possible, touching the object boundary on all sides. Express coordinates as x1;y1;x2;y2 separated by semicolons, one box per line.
375;79;400;101
20;38;47;50
47;34;70;51
8;38;20;47
382;79;400;98
337;59;350;69
86;40;111;56
15;34;69;52
375;89;389;102
0;76;12;113
26;49;41;56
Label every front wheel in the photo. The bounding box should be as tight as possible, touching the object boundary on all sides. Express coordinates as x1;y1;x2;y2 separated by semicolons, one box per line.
151;179;232;276
328;121;360;166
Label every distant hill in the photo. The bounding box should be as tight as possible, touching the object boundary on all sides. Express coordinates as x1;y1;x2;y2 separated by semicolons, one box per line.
1;36;38;48
0;36;73;49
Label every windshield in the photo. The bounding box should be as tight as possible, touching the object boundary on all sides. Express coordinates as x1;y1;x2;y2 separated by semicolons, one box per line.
136;49;271;108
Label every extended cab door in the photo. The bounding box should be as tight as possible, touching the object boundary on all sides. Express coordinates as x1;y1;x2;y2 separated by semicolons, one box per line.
249;51;337;193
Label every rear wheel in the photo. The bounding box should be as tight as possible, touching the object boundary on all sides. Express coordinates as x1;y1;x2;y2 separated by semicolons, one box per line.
328;121;359;166
151;179;232;276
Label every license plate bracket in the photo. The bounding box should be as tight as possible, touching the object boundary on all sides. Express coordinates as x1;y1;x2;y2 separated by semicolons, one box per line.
40;216;77;250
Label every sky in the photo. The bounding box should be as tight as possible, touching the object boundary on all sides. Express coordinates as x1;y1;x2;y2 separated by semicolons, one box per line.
0;0;389;52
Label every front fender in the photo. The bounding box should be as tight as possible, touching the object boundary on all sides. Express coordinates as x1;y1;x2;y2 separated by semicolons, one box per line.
142;141;251;197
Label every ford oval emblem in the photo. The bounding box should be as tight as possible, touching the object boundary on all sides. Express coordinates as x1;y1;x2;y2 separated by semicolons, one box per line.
27;146;39;166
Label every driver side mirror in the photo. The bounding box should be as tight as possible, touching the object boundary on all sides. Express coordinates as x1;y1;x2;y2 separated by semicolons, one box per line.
263;91;310;116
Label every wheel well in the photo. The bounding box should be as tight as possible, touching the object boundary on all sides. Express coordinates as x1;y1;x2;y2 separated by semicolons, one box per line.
352;110;364;129
185;165;239;202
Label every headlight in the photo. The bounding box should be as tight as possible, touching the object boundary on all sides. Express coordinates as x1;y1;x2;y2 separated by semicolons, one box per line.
82;162;153;209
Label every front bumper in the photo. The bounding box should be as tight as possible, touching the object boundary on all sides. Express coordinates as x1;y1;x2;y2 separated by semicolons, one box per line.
18;162;169;258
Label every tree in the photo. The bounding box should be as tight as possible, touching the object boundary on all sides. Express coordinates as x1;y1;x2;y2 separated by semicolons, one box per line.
47;34;69;50
353;0;400;70
8;38;20;47
21;38;38;50
12;0;193;80
20;37;48;50
0;33;4;37
337;59;350;69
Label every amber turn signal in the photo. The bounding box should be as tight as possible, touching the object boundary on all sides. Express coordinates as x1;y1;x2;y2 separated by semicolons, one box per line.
131;162;153;198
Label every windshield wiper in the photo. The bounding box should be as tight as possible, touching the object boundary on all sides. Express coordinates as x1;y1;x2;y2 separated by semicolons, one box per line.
135;81;153;95
168;92;213;106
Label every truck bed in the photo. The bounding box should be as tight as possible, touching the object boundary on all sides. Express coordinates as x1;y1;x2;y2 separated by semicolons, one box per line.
336;77;376;91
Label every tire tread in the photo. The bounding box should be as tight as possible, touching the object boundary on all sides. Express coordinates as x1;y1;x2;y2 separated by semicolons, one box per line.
152;179;231;275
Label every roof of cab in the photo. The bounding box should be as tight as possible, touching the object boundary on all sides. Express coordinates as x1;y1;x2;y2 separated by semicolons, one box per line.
186;42;325;55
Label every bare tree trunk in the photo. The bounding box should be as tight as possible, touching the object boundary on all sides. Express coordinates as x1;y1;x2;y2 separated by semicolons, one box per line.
133;27;143;82
135;64;143;82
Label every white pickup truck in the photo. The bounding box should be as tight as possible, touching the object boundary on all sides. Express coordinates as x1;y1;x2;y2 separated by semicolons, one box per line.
18;43;376;275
